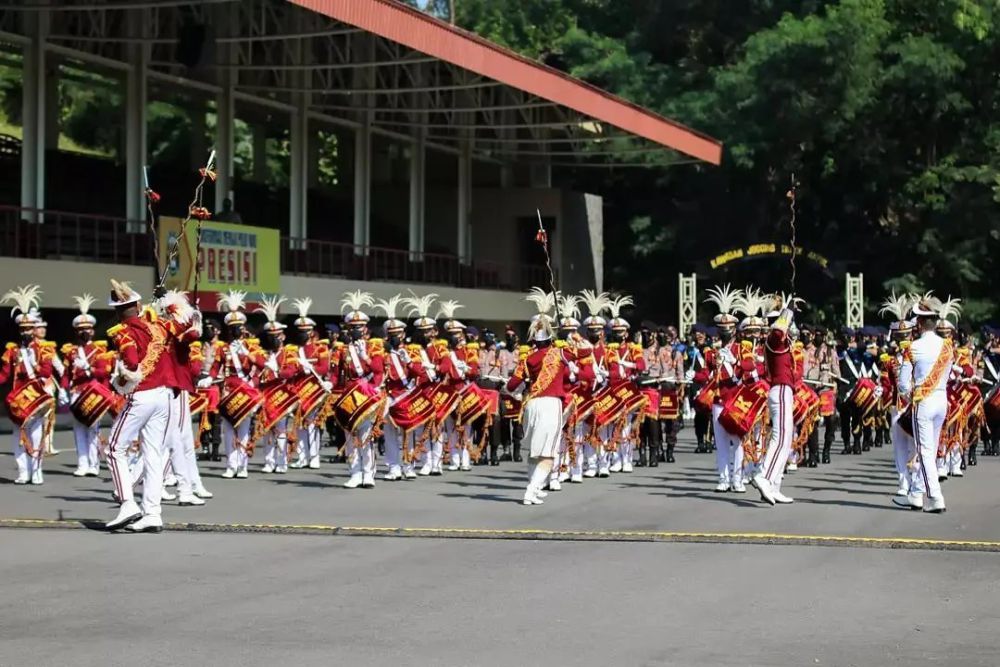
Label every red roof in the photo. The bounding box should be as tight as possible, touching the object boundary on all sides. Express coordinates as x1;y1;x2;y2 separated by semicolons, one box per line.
288;0;723;165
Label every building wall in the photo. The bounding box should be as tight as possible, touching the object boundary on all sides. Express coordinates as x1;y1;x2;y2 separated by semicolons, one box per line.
0;257;536;322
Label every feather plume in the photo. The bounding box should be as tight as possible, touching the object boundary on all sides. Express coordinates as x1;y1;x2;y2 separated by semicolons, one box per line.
733;286;766;317
579;289;610;317
292;297;313;319
704;284;742;314
557;293;581;319
436;299;463;320
255;294;286;323
72;293;96;315
340;290;374;314
160;289;194;324
375;294;405;319
607;294;634;319
217;290;247;314
1;284;42;317
878;291;911;321
939;295;963;322
401;290;438;318
524;287;555;316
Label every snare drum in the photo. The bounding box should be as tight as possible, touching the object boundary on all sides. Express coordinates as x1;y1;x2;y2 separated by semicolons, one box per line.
500;394;523;421
389;389;436;433
70;381;116;428
455;384;491;426
658;387;680;420
642;388;660;419
849;378;879;416
793;384;819;425
333;379;384;433
219;379;263;427
427;383;461;423
6;379;55;426
256;381;300;433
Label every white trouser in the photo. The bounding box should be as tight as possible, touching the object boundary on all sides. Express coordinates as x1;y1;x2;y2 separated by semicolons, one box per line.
596;425;612;472
346;417;376;480
296;408;322;465
12;413;46;479
223;418;253;473
616;417;634;467
569;421;588;478
890;408;914;492
421;422;445;473
393;425;423;476
712;403;743;486
107;387;172;517
166;391;206;496
760;385;794;485
71;403;101;473
265;416;291;470
910;392;947;499
383;424;402;476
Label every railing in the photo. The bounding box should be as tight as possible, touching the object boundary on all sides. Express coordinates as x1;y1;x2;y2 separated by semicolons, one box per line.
0;205;553;292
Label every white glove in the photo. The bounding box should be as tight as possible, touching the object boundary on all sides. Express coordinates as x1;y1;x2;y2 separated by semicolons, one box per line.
301;359;314;374
57;387;70;407
568;361;580;375
265;358;279;373
72;357;90;371
719;348;737;365
321;381;333;392
196;377;213;389
685;369;695;382
874;387;884;399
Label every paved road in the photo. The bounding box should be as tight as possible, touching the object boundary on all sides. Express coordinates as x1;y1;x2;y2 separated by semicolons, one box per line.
2;429;998;541
2;430;999;666
1;531;997;667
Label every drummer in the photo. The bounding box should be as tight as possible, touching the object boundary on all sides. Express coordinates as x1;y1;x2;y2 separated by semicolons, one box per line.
62;294;114;477
375;295;415;481
578;289;611;477
436;300;473;473
217;291;259;480
0;285;55;485
655;325;684;464
337;290;381;489
401;292;442;476
254;296;300;476
289;298;331;470
496;324;523;464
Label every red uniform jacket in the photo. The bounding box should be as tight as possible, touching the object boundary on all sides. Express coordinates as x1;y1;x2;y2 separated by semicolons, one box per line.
0;341;56;391
60;341;114;390
765;329;796;387
506;346;569;399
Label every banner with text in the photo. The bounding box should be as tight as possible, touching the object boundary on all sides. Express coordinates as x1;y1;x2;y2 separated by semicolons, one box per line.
158;217;280;298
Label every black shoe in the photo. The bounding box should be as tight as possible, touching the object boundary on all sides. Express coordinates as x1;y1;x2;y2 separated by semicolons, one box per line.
695;444;706;454
658;451;667;462
666;453;675;463
862;444;871;452
649;457;659;468
840;447;851;455
513;455;523;463
821;452;831;464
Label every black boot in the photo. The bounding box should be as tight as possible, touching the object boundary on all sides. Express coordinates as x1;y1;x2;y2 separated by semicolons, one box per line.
637;445;648;467
665;442;675;463
695;440;706;454
969;443;978;466
649;445;659;467
853;438;862;455
821;447;831;464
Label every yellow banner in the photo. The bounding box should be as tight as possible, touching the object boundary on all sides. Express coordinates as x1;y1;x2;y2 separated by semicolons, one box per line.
158;217;280;294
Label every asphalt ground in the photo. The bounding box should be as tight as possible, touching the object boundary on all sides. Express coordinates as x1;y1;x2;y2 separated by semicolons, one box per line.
1;428;998;666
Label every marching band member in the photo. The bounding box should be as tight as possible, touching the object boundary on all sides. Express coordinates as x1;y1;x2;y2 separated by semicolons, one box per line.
158;289;211;506
254;295;301;476
706;285;746;492
497;325;524;464
836;328;864;455
375;295;413;481
606;294;643;473
555;294;586;485
686;326;713;454
879;293;917;495
217;291;260;480
751;295;799;506
402;292;442;477
579;289;611;477
935;297;964;479
289;298;330;470
336;290;383;489
655;326;684;464
436;300;473;472
979;326;1000;457
195;319;225;461
62;294;114;477
477;328;503;467
1;285;55;485
104;280;198;532
893;294;952;513
506;307;570;506
638;321;662;468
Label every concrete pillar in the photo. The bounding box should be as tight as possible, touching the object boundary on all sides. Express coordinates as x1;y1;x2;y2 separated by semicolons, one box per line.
252;125;268;183
289;100;309;246
214;1;236;211
21;10;48;220
457;140;472;264
353;119;372;253
124;9;149;226
408;128;426;260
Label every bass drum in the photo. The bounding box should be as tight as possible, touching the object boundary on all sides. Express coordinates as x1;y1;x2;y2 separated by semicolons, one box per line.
70;381;116;428
7;379;55;426
719;381;769;438
218;379;263;427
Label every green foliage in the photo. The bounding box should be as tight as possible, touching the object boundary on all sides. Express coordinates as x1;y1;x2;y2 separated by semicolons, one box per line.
453;0;1000;325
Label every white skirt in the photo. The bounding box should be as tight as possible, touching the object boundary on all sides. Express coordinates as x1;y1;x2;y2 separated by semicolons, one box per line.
521;396;564;459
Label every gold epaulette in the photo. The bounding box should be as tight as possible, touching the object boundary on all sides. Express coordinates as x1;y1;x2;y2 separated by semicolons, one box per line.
140;306;158;322
333;341;345;349
607;342;620;350
406;343;422;353
245;337;260;346
629;342;642;353
39;340;55;348
94;340;108;348
284;344;298;351
5;342;16;351
554;339;568;349
319;338;330;345
465;341;480;351
107;323;126;338
190;341;203;349
368;338;386;355
60;342;75;355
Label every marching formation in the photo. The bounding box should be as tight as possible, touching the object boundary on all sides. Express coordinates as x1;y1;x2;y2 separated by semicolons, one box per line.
1;279;996;530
